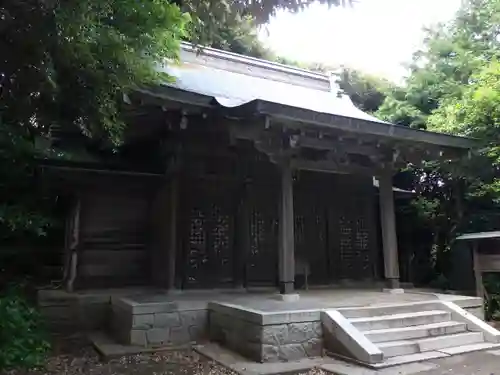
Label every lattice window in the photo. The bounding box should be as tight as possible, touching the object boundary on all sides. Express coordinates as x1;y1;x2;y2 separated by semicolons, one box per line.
190;209;205;246
210;204;230;265
339;216;353;256
250;210;266;256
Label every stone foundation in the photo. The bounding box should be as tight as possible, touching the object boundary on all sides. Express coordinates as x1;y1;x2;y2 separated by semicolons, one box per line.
209;303;323;362
111;297;207;347
38;290;113;334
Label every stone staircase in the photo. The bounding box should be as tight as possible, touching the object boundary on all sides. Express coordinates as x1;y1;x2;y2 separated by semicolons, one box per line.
323;301;500;367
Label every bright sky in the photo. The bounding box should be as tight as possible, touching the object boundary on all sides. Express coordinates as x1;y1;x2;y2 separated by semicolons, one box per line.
260;0;462;82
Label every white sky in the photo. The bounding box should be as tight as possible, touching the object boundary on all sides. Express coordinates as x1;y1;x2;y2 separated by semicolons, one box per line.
260;0;462;82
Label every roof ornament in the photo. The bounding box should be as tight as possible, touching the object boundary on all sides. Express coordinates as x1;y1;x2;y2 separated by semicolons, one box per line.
328;71;344;98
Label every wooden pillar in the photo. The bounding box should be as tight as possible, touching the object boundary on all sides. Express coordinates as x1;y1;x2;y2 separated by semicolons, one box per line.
378;171;400;289
167;174;179;291
65;196;81;292
279;160;295;294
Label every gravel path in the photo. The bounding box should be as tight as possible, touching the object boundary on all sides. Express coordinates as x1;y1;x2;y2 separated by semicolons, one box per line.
3;335;329;375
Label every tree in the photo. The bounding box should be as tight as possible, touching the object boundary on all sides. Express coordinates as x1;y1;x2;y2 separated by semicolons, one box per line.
1;0;189;239
204;16;272;58
336;69;391;113
377;0;500;129
371;0;500;289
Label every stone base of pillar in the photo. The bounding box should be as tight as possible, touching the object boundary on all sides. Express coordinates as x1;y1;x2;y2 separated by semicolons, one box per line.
165;288;183;295
383;278;404;294
231;285;247;293
272;293;300;302
383;288;405;294
279;281;295;295
386;278;400;289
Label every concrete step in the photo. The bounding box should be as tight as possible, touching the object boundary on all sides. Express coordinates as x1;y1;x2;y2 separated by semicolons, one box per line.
363;321;467;343
437;342;500;355
339;302;443;319
378;332;484;358
350;310;451;331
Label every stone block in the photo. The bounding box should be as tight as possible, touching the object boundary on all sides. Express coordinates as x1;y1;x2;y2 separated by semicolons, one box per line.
312;321;322;336
170;326;191;345
465;306;484;320
278;343;307;361
180;310;207;326
241;322;261;343
78;303;109;330
288;322;321;343
154;312;181;328
262;325;287;346
261;344;280;362
303;338;323;357
188;325;206;341
133;314;154;329
131;301;179;315
240;342;262;362
146;328;170;346
130;329;147;347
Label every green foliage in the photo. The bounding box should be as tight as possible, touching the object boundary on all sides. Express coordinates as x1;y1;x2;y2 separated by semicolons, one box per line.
1;0;189;240
484;274;500;320
337;69;392;113
373;0;500;300
0;284;50;371
377;0;500;129
206;16;271;58
2;0;189;143
1;0;351;242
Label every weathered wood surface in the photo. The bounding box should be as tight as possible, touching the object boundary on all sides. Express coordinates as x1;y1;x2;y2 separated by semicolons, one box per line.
75;189;150;288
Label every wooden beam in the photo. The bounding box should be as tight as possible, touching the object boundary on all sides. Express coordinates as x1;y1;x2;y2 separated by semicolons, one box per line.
294;136;386;157
291;159;378;176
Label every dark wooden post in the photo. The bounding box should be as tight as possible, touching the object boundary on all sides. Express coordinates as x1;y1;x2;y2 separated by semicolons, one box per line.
65;196;81;292
279;160;295;294
378;170;400;289
167;173;179;292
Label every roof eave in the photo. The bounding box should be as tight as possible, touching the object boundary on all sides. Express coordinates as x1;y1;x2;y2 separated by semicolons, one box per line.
138;87;476;152
252;100;476;151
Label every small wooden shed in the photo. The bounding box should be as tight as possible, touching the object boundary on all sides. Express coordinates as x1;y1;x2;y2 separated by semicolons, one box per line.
456;231;500;298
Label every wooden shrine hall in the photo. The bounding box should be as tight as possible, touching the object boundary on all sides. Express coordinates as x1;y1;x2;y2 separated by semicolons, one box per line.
45;43;476;297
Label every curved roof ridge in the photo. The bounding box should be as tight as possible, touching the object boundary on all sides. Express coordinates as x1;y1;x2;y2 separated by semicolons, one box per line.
180;42;335;88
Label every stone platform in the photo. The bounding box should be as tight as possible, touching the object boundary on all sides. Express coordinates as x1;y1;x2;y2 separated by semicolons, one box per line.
101;288;483;362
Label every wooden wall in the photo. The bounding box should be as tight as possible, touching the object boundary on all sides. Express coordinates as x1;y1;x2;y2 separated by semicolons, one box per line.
76;186;152;288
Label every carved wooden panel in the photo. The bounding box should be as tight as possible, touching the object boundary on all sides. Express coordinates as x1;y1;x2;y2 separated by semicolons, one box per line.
326;174;377;281
294;171;330;284
180;150;237;288
246;181;279;285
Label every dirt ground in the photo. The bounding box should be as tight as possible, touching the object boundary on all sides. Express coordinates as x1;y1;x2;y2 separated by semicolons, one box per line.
3;335;328;375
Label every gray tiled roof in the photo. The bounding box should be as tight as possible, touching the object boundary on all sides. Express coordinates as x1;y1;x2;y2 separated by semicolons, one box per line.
159;43;386;125
149;43;474;151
